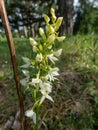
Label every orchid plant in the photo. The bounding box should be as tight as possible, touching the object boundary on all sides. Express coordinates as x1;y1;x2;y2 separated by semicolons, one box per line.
21;8;65;130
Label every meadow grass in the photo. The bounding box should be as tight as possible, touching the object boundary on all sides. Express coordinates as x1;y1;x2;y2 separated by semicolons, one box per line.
0;34;98;130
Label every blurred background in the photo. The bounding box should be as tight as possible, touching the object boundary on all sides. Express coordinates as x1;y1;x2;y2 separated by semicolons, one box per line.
0;0;98;37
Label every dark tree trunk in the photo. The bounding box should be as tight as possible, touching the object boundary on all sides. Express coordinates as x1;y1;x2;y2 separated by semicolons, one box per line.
57;0;74;35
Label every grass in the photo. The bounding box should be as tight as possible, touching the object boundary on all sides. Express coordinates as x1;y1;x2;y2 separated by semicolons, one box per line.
0;34;98;130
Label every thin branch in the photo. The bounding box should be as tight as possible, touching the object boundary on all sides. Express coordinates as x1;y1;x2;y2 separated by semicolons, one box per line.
0;0;25;130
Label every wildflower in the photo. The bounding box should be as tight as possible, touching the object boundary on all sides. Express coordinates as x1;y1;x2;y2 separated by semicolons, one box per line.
47;54;58;63
46;67;59;81
29;78;41;87
39;82;53;104
25;109;34;117
54;49;62;57
36;53;43;62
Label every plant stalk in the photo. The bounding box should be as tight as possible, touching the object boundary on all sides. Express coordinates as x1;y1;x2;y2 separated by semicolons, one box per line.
34;105;40;130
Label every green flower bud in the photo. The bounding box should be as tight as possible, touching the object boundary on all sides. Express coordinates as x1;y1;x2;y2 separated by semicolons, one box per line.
47;25;55;34
30;38;37;46
55;17;63;31
44;14;50;23
39;27;44;36
50;8;57;22
47;34;55;43
56;36;65;42
50;8;55;15
52;16;57;23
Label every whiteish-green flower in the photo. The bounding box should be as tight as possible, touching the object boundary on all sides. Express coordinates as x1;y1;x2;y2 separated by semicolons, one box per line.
36;53;43;62
47;54;58;63
54;49;62;57
25;109;34;117
29;78;41;87
39;82;53;104
46;67;59;81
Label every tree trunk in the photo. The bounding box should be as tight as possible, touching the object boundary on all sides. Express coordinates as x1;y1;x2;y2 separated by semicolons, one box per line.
30;24;35;37
57;0;74;35
24;26;28;37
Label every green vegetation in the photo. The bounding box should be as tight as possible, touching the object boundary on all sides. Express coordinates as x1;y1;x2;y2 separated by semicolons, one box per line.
0;34;98;129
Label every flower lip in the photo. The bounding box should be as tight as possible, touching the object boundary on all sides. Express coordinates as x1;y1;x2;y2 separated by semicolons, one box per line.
25;109;34;117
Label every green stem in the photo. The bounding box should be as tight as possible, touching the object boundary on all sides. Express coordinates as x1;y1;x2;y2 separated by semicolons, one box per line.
34;105;40;130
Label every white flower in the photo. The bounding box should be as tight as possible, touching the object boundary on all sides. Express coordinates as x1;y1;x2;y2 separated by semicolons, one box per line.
25;109;36;124
46;67;59;81
39;82;53;104
40;82;52;94
36;53;43;62
50;67;59;76
47;54;58;63
40;94;54;105
54;49;62;57
29;78;41;87
25;109;34;117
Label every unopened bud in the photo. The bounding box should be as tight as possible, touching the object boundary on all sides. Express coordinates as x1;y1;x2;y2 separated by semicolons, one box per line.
50;8;56;22
56;36;65;42
39;28;44;36
47;25;55;34
47;34;55;43
50;8;55;15
55;17;63;31
44;14;50;23
30;38;37;46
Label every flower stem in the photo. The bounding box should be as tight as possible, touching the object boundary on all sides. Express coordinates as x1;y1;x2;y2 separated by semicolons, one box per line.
34;105;40;130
